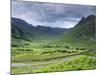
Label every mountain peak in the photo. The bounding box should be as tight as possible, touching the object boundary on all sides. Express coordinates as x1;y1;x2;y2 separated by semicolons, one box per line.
75;15;95;27
86;15;96;21
78;17;86;24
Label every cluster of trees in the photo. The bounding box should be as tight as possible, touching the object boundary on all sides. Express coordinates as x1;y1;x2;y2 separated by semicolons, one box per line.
42;50;78;55
42;45;70;49
76;47;86;50
17;48;32;51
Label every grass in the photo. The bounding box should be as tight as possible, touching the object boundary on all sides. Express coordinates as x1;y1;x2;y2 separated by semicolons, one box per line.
12;47;87;62
11;41;96;74
12;55;96;74
36;55;96;72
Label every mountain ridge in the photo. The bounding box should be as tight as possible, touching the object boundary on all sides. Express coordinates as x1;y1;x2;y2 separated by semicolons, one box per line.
11;15;96;48
11;17;68;46
53;15;96;48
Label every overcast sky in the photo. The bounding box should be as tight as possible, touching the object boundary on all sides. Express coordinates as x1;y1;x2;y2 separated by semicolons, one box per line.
12;0;96;28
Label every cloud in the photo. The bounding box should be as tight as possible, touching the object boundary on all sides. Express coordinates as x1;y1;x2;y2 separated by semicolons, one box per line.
12;1;96;28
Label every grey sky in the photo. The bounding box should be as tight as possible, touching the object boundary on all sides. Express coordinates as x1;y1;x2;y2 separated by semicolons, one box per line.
12;0;96;28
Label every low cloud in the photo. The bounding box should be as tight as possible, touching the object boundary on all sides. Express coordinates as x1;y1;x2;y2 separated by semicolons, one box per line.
12;1;96;28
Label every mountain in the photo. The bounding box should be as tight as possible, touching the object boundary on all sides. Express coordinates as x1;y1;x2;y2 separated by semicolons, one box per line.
54;15;96;48
12;18;36;41
11;15;96;48
11;17;68;46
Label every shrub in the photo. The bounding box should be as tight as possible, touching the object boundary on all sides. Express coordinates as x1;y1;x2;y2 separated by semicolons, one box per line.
76;48;79;50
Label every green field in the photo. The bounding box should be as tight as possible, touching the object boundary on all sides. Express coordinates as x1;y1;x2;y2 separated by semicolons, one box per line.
11;41;96;74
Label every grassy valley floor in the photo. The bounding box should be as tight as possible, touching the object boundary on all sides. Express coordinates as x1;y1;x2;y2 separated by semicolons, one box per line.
11;43;96;74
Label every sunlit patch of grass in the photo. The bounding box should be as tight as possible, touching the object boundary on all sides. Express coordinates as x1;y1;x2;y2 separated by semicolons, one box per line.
12;55;96;74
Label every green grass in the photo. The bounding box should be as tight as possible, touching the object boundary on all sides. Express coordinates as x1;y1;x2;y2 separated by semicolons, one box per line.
12;55;96;74
11;40;96;74
12;47;87;62
37;55;96;72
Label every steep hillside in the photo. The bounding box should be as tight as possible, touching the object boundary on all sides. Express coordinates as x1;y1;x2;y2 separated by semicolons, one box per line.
54;15;96;48
11;18;67;46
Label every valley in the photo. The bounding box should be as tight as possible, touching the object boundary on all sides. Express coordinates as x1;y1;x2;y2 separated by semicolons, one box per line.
11;15;96;74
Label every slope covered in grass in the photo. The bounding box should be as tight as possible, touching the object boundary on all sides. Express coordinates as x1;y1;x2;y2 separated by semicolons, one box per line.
53;15;96;48
11;17;68;47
